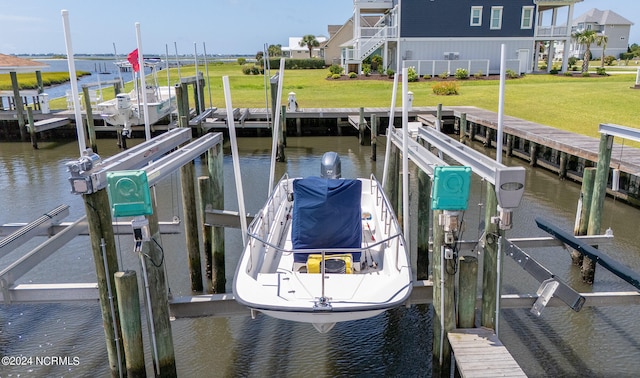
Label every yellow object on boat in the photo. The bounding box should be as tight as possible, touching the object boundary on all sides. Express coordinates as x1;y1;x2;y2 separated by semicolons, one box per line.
307;254;352;274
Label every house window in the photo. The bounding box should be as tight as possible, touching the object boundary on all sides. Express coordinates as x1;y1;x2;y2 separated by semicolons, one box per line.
587;24;592;30
470;6;483;27
521;6;534;29
490;7;503;30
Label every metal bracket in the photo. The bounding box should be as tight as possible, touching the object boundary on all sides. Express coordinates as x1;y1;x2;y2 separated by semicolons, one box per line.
531;278;559;316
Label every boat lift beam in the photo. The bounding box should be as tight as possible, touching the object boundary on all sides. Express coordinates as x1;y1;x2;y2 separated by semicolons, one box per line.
0;220;182;238
599;123;640;142
0;205;69;257
388;126;448;176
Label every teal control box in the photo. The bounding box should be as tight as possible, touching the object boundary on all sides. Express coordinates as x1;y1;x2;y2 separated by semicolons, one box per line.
106;170;153;217
431;166;472;210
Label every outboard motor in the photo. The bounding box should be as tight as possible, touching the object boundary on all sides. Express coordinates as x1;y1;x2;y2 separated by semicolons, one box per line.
320;151;341;179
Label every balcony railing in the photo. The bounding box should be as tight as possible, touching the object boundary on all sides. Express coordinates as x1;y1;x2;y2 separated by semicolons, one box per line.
536;26;569;38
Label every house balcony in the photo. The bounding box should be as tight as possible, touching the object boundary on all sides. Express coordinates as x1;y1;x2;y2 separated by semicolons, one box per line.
535;25;570;39
355;0;393;13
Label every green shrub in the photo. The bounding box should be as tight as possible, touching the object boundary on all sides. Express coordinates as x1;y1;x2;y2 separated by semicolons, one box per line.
386;68;395;78
329;64;343;75
363;65;371;76
422;75;431;80
432;82;459;95
474;70;483;79
596;67;606;75
331;73;341;79
348;72;357;78
407;67;419;82
506;69;519;79
539;63;547;70
603;56;616;66
237;57;246;65
438;71;449;79
326;72;334;78
241;65;252;75
568;56;578;68
564;71;573;76
572;66;578;71
268;58;325;70
549;69;559;75
454;68;469;80
582;72;591;77
371;55;383;72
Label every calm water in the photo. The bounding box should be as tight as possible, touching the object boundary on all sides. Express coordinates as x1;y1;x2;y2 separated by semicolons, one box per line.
1;135;639;377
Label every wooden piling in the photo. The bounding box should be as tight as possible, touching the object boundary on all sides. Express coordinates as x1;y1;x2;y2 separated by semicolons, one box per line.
83;189;125;377
208;143;226;293
583;134;614;283
114;271;146;378
281;105;287;147
36;71;43;93
572;168;595;265
26;106;37;149
506;134;514;157
559;152;568;179
387;143;400;216
484;128;492;148
529;142;538;167
469;121;476;141
142;191;177;376
296;118;302;136
277;105;286;162
358;107;365;145
459;113;467;143
370;114;377;161
416;166;430;280
82;86;98;153
481;182;500;330
181;160;203;292
432;209;455;377
10;72;27;142
458;255;478;328
198;176;214;293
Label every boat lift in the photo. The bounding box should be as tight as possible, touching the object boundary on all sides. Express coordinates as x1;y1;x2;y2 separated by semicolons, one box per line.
0;128;222;304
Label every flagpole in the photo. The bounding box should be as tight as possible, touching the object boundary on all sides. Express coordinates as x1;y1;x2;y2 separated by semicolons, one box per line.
135;22;151;141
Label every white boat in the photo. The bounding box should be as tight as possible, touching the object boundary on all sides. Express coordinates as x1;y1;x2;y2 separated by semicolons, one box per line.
233;152;412;333
97;61;175;136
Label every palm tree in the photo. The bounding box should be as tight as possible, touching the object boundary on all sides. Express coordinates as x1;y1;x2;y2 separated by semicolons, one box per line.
572;29;597;73
299;35;320;58
595;33;609;68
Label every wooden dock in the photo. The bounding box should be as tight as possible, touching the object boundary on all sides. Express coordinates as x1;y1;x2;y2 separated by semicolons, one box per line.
448;328;527;378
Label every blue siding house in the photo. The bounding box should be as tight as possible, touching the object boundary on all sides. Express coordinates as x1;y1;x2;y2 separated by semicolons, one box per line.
340;0;583;75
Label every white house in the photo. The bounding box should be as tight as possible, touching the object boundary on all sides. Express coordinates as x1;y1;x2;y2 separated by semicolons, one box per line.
568;8;634;59
282;36;328;59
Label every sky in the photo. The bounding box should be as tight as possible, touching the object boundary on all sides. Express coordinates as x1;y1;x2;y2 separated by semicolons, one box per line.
0;0;638;56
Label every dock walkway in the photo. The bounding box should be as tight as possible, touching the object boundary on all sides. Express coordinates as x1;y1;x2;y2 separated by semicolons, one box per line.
448;328;527;377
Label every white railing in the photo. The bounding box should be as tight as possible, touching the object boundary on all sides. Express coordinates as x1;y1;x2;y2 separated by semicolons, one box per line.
536;26;569;38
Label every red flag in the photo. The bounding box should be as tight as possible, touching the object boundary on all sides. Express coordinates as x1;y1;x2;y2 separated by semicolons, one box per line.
127;49;140;72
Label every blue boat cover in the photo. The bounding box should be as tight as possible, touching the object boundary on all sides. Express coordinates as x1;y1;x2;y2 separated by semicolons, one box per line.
292;177;362;250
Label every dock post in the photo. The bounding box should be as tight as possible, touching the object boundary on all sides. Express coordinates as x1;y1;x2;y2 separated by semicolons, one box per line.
10;72;27;142
506;134;514;157
113;81;121;96
141;191;177;376
114;271;146;378
180;83;190;123
181;158;203;292
281;105;287;147
277;105;286;162
416;167;430;279
458;256;479;328
572;168;595;265
26;106;38;149
208;143;226;293
84;189;125;377
36;71;43;93
559;152;568;179
529;142;538;166
359;107;366;145
583;134;614;283
469;121;476;141
370;114;377;161
483;127;492;148
387;143;400;217
481;182;500;330
432;209;454;377
459;113;467;143
296;118;302;136
82;86;98;153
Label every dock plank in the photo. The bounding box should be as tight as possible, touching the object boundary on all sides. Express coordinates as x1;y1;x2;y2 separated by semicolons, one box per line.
448;328;527;378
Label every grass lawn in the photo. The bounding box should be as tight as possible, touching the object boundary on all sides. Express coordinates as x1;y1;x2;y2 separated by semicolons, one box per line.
22;62;640;144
